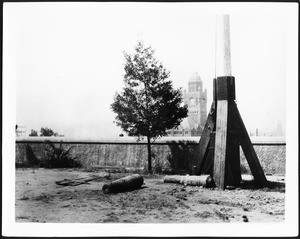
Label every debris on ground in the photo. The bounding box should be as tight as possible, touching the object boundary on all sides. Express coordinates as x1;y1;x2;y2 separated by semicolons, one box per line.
242;215;249;222
55;172;110;186
213;209;230;222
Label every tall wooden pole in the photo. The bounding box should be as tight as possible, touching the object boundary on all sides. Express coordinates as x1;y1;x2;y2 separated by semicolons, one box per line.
196;14;267;190
213;14;233;189
215;15;232;77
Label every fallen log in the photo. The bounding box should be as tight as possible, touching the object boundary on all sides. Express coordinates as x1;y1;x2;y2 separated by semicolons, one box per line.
102;174;144;194
163;175;214;188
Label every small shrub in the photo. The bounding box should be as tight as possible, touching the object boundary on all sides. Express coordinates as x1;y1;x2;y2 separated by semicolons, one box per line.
153;164;162;174
166;141;190;174
240;164;249;174
43;140;81;168
25;144;41;166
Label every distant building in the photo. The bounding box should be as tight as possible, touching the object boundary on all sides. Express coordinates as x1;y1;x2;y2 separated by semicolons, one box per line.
276;121;284;136
15;125;26;137
248;121;285;137
169;73;207;136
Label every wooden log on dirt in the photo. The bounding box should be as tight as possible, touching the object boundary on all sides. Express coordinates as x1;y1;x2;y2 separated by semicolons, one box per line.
102;174;144;194
163;175;214;188
163;175;182;184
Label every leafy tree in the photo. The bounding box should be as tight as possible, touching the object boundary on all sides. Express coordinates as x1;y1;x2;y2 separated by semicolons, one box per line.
111;41;188;173
40;127;58;137
29;129;38;136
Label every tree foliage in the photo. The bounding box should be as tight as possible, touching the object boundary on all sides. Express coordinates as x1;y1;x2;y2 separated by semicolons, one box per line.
40;127;58;137
29;129;38;136
111;42;188;172
43;140;81;168
25;144;41;165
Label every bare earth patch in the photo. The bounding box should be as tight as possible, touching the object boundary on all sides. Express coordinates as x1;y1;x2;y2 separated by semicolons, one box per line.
15;168;285;223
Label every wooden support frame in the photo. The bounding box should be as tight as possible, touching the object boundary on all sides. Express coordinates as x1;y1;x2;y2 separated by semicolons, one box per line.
196;76;267;189
234;103;267;186
195;102;216;175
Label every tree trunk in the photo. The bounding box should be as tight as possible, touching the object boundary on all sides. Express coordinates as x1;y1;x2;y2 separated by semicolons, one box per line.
147;135;152;173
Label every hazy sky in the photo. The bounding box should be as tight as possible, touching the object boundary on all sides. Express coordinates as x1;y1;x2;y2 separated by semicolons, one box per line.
4;2;296;138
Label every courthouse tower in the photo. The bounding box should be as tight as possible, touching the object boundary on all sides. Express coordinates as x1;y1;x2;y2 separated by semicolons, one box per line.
183;73;207;130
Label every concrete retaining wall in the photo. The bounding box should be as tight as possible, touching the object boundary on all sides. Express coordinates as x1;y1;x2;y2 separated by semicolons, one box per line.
15;137;286;175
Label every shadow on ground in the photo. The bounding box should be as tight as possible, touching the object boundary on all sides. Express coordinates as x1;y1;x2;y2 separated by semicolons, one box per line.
238;180;285;192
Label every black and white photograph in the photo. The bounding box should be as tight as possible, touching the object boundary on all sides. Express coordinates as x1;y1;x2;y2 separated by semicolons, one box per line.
2;2;298;237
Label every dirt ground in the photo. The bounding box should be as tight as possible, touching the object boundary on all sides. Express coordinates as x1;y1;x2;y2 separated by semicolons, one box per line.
15;168;285;223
